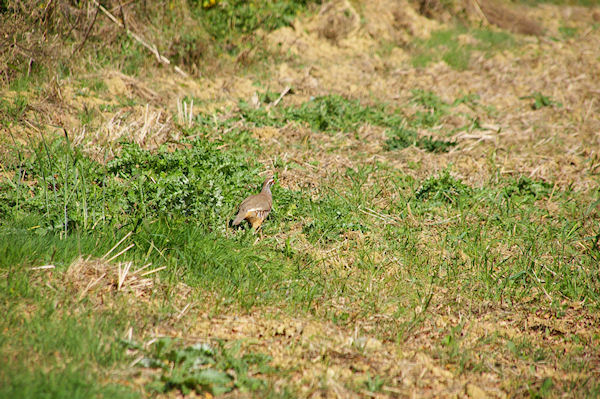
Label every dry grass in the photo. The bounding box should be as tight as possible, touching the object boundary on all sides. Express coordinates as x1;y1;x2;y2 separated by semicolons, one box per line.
63;257;158;302
259;0;600;192
111;292;599;398
58;234;165;303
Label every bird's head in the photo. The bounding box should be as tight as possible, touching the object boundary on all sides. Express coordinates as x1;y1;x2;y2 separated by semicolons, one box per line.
262;175;276;191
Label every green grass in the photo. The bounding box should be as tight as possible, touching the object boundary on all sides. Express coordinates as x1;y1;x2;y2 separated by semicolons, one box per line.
0;95;28;126
78;78;108;94
238;94;403;132
411;27;518;71
1;365;138;399
3;104;598;311
0;131;328;305
240;93;461;152
411;28;470;70
2;85;600;398
2;128;599;396
7;66;47;92
0;263;139;399
472;29;516;53
520;92;563;110
2;1;600;396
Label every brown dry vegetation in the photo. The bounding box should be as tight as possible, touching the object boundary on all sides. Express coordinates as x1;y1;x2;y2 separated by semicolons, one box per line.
2;0;600;398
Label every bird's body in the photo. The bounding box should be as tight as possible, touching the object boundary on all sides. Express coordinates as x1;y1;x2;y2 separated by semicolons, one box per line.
232;176;275;229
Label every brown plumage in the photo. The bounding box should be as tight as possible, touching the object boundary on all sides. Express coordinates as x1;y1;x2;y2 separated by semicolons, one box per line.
232;176;275;229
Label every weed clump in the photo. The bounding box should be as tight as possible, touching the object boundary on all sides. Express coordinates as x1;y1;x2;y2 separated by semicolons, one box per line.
520;92;562;110
108;139;261;224
385;128;457;152
502;176;553;201
384;126;419;150
415;169;472;204
125;337;272;396
0;136;262;233
0;96;28;126
410;89;451;127
239;94;403;132
384;90;466;151
200;0;320;40
416;135;458;152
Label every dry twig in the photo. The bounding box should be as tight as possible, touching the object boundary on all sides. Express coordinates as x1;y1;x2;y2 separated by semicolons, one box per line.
91;0;189;78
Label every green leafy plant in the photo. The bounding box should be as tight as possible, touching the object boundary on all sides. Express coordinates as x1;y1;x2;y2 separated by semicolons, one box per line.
281;94;401;132
502;176;553;201
521;92;562;110
107;139;262;225
384;128;457;152
240;94;404;132
125;338;272;395
242;93;462;153
199;0;320;42
384;126;418;150
416;135;457;153
364;375;386;393
0;133;266;233
415;169;472;204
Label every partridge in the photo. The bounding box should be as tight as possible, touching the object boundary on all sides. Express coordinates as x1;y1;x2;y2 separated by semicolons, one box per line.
232;176;275;230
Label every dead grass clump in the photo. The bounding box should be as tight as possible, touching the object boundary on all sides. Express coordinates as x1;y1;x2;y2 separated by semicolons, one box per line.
414;0;544;36
63;233;165;303
106;71;160;103
364;0;440;44
315;0;361;43
64;256;163;303
80;101;178;159
416;0;458;21
0;1;124;85
476;0;544;36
